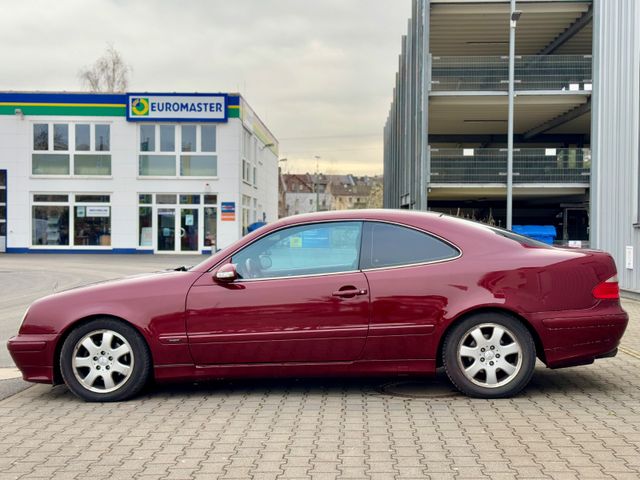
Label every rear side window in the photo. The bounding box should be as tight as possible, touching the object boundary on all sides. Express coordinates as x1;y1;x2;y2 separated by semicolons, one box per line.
361;222;459;269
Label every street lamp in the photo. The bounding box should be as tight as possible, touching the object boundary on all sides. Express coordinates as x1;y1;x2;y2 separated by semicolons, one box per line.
506;0;521;230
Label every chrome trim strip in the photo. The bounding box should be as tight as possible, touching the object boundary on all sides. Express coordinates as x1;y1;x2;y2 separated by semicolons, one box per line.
236;269;362;283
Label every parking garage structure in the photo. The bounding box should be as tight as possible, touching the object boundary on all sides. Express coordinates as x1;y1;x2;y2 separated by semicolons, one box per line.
384;0;594;245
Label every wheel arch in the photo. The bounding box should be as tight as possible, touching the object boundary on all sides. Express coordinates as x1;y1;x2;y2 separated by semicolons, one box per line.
53;314;154;385
435;307;546;368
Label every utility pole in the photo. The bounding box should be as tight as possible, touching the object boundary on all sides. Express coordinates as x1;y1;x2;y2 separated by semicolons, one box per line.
507;0;520;230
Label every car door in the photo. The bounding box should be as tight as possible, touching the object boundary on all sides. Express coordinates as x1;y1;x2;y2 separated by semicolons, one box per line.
186;221;370;364
359;221;461;361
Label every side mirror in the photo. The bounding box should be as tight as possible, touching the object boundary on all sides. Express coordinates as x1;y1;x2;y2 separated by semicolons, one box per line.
214;263;238;283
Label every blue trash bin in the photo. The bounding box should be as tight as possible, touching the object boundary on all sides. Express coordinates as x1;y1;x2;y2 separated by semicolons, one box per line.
512;225;557;245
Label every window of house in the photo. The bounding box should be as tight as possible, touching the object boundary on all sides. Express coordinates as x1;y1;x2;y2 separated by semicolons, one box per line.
361;222;459;269
139;124;217;177
32;123;111;176
31;193;111;247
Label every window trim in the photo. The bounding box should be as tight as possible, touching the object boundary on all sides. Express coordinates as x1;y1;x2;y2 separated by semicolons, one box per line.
224;220;365;282
359;221;461;272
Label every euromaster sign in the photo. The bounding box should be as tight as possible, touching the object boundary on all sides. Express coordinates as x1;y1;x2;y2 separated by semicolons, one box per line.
126;93;228;122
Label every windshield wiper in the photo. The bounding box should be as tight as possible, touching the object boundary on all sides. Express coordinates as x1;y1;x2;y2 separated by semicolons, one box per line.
174;265;191;271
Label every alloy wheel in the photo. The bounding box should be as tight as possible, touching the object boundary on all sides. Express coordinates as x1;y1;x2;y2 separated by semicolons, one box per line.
71;329;135;393
456;322;523;388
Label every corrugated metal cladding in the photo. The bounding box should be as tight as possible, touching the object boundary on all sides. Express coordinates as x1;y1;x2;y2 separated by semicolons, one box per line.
591;0;640;295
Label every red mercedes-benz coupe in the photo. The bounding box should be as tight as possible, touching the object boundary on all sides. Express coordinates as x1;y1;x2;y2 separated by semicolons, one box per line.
8;210;628;402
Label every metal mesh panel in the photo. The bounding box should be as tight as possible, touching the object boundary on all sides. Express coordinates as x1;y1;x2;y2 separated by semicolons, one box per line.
431;55;592;91
430;148;591;184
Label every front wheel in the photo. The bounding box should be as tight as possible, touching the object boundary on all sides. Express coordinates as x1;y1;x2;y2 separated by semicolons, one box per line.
443;313;536;398
60;318;151;402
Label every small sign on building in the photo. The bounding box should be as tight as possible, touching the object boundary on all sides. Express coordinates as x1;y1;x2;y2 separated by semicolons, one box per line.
221;202;236;221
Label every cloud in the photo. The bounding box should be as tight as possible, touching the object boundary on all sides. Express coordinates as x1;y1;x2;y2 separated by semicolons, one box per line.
0;0;412;174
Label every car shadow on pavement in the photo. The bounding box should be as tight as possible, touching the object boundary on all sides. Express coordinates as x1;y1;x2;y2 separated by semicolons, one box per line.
41;364;622;403
38;367;622;402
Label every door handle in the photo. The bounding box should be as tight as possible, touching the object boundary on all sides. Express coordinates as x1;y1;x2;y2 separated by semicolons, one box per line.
332;287;368;298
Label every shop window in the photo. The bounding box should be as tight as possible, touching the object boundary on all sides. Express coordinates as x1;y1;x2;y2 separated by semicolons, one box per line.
32;123;111;176
76;194;110;203
138;206;153;247
204;194;218;204
156;194;177;204
32;193;111;247
74;205;111;246
180;194;201;204
32;205;70;246
139;194;152;205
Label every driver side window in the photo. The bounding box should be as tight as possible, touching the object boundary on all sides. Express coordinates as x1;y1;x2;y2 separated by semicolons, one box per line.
232;221;363;280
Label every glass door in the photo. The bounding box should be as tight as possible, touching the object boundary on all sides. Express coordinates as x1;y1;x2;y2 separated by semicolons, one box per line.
157;208;176;252
180;208;199;252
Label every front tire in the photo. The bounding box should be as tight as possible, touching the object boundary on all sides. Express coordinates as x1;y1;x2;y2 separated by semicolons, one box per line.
60;318;151;402
443;313;536;398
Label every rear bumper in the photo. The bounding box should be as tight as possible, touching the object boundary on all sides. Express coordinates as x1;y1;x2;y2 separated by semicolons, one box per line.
535;307;629;368
6;334;58;384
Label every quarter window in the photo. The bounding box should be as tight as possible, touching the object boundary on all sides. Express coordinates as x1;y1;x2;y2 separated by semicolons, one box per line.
361;222;459;269
232;221;363;280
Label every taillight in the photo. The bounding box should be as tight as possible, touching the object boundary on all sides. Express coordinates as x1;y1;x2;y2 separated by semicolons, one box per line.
592;275;620;300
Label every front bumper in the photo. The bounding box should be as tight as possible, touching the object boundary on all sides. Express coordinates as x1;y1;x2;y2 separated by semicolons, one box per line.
535;307;629;368
6;334;58;384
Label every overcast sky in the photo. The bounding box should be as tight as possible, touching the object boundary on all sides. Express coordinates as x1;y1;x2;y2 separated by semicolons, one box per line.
0;0;412;175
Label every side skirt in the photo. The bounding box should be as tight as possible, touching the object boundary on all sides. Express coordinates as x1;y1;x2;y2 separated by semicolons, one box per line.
153;359;436;383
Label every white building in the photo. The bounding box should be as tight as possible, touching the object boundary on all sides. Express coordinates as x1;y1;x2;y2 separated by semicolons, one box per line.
0;92;278;254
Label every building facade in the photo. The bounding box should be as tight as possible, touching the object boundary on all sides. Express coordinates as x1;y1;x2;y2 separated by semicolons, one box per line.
0;92;278;254
384;0;640;295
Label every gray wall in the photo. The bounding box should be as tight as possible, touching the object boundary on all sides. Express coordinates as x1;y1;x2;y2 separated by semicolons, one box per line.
591;0;640;294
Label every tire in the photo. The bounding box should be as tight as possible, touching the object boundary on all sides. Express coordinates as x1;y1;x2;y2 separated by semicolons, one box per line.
60;318;151;402
442;313;536;398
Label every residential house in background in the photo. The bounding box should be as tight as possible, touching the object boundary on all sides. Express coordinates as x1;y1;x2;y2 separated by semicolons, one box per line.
279;174;383;217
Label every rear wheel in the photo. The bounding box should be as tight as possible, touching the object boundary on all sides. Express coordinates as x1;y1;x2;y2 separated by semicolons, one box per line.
443;313;536;398
60;318;151;402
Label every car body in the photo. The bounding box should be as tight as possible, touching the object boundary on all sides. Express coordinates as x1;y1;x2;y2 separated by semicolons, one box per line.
8;209;629;401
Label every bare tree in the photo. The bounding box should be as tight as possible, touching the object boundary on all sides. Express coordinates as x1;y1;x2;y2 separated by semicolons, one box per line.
79;45;131;92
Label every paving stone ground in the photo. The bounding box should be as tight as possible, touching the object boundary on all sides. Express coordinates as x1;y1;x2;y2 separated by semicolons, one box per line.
0;255;639;479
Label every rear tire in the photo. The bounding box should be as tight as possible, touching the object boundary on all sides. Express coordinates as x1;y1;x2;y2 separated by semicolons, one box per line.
443;313;536;398
60;318;151;402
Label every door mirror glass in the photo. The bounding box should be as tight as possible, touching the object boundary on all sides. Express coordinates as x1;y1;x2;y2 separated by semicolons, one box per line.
215;263;238;283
